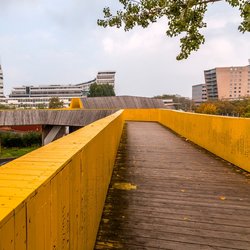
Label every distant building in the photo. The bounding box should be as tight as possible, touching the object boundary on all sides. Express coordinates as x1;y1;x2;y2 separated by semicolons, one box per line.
204;60;250;100
192;84;207;104
2;71;115;108
96;71;115;86
0;65;5;98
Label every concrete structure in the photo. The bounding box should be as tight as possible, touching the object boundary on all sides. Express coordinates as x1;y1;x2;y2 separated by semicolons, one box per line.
192;84;207;104
2;71;116;108
0;64;5;98
204;60;250;100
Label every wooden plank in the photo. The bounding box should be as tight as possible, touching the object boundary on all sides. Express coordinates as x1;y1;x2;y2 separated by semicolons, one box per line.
80;96;165;109
95;122;250;249
14;204;26;250
27;183;51;250
50;164;70;249
0;216;14;250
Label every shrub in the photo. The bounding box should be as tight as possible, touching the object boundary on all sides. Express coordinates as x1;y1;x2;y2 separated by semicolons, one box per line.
0;132;42;148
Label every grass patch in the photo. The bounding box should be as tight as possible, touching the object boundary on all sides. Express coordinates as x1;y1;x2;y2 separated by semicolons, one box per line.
0;146;39;159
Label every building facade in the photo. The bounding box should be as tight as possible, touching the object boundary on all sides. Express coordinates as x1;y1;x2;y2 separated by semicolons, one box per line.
0;65;5;98
192;84;207;104
204;61;250;100
96;71;115;85
2;71;115;108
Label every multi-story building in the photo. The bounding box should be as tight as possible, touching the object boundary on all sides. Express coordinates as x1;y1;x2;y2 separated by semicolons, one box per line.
96;71;115;85
0;64;5;98
192;84;207;104
204;60;250;100
3;71;115;108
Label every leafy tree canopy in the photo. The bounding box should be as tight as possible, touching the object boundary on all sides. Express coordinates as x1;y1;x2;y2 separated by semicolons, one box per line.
0;104;15;110
195;98;250;117
88;83;116;97
98;0;250;60
48;97;64;109
37;103;47;109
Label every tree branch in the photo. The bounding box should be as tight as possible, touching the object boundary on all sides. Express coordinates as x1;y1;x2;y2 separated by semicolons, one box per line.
199;0;222;4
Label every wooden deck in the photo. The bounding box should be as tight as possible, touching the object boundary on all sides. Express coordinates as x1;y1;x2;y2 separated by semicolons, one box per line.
95;122;250;250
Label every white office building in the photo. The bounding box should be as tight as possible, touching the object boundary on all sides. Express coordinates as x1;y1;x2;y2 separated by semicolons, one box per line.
0;65;5;98
2;71;115;108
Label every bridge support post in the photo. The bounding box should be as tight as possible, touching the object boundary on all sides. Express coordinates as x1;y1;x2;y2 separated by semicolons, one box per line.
42;125;66;145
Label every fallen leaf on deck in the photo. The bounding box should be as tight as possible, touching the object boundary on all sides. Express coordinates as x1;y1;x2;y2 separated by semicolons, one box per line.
113;182;137;190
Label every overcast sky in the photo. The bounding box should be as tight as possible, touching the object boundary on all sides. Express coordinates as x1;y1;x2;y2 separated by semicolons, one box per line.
0;0;249;97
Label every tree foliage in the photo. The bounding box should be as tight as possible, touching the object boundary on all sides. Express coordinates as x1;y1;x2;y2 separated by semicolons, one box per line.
0;132;41;148
48;97;64;109
195;98;250;117
196;102;218;114
88;83;116;97
37;103;47;109
0;104;15;110
98;0;250;60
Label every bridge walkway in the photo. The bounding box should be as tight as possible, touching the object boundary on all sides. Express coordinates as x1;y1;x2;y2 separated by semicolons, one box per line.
95;121;250;250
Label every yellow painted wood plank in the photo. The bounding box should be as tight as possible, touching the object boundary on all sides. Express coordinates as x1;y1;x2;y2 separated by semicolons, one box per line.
1;161;59;170
0;187;32;198
0;173;50;181
0;179;46;189
69;155;81;249
15;204;26;250
51;164;70;249
0;197;24;209
0;216;14;250
0;208;13;225
0;168;52;176
27;183;51;250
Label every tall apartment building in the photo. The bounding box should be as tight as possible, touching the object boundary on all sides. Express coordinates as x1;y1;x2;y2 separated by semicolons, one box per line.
204;61;250;100
192;84;207;104
2;71;115;108
0;64;5;98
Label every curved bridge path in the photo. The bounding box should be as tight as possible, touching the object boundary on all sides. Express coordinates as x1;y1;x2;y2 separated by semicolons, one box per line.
95;122;250;249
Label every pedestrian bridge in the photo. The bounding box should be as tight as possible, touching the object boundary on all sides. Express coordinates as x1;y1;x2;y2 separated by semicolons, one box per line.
0;108;249;249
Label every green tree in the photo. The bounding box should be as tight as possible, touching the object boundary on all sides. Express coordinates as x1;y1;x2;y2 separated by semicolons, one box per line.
214;100;235;116
98;0;250;60
48;97;64;109
0;104;15;110
196;102;218;114
88;83;116;97
37;103;47;109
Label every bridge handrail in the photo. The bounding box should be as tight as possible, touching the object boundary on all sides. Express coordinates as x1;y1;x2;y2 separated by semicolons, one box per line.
0;109;124;249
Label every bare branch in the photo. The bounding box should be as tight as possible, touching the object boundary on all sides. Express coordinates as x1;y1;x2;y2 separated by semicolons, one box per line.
199;0;222;4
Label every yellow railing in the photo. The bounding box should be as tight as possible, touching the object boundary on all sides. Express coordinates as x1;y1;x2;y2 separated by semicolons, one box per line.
0;110;124;250
0;108;249;249
123;109;250;172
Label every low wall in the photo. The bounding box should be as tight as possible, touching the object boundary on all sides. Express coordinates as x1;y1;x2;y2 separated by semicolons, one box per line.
158;110;250;172
123;109;160;122
0;110;124;250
